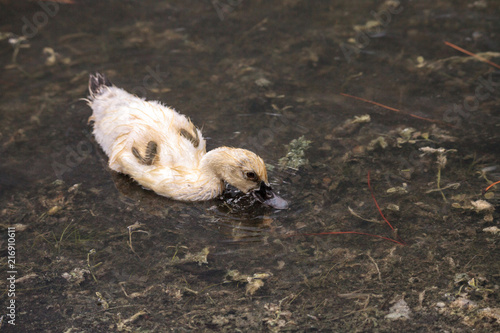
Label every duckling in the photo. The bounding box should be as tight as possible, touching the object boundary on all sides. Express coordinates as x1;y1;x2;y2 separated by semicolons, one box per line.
86;73;288;209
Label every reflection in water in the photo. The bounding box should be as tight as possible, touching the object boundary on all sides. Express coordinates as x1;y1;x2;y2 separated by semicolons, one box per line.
112;171;283;243
210;204;276;244
212;218;271;244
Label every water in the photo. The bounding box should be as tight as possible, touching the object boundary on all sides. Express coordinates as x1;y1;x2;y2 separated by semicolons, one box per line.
1;0;499;331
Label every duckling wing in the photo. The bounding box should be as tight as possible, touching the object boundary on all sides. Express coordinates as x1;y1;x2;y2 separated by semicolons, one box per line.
136;99;206;171
89;86;206;175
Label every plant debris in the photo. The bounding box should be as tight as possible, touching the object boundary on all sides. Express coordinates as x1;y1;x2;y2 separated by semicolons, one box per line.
176;247;210;266
278;135;312;170
225;270;272;295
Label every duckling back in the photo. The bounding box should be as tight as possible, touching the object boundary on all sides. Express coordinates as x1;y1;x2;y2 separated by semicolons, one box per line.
87;73;206;176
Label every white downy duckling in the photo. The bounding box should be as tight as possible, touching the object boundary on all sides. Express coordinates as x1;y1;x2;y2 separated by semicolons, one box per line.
86;73;288;209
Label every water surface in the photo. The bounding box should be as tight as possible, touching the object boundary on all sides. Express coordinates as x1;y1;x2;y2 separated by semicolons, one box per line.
1;0;499;331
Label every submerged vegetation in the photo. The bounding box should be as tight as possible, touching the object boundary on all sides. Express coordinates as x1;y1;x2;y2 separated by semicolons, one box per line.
278;135;312;170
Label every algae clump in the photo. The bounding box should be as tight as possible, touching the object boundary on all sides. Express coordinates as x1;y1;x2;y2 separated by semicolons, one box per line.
279;135;312;170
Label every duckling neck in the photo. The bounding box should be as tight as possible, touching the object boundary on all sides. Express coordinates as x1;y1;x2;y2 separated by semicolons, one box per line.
165;147;230;201
199;147;233;181
132;148;232;201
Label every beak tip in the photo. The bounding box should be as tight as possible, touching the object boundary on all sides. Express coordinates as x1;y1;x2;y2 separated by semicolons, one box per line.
252;182;289;209
264;195;289;209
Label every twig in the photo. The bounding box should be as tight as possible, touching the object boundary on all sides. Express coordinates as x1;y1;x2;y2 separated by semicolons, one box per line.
366;253;382;282
425;182;460;193
436;166;447;202
348;206;384;224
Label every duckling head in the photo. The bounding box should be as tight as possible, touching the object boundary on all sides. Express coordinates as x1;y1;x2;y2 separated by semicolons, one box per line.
204;147;288;209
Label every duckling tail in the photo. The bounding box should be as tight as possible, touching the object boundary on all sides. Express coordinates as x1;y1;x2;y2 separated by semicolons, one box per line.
89;73;112;98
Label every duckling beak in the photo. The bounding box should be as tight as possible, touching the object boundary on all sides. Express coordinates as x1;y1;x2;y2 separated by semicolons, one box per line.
252;182;289;209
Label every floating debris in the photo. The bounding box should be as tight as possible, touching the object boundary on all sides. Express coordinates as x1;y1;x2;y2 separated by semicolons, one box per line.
42;47;72;67
452;197;493;212
396;127;422;146
246;279;265;295
331;114;370;136
181;247;210;266
419;147;457;158
367;136;388;151
96;291;109;310
62;268;90;285
386;184;408;194
350;114;371;124
116;310;148;331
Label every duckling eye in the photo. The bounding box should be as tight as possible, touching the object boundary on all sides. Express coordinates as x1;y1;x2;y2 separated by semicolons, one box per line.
245;171;257;181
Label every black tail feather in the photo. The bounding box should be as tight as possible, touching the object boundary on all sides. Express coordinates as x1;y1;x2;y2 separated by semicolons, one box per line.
89;73;112;97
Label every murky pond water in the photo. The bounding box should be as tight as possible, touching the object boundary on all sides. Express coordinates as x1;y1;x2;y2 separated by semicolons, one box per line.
1;0;499;331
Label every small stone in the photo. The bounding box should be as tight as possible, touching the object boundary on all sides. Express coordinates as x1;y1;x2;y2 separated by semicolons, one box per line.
484;192;495;199
295;222;307;229
483;226;500;235
68;183;81;193
471;200;493;212
387;203;400;211
47;206;63;216
450;298;477;309
385;299;411;320
11;224;28;231
352;145;365;155
255;78;272;87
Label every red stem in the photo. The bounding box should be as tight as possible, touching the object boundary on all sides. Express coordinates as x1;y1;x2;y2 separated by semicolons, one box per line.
484;180;500;194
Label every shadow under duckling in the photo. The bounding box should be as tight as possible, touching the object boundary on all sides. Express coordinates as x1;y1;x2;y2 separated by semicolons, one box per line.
85;73;288;209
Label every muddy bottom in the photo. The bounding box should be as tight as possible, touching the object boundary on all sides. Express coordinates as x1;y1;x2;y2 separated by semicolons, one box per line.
1;0;499;332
